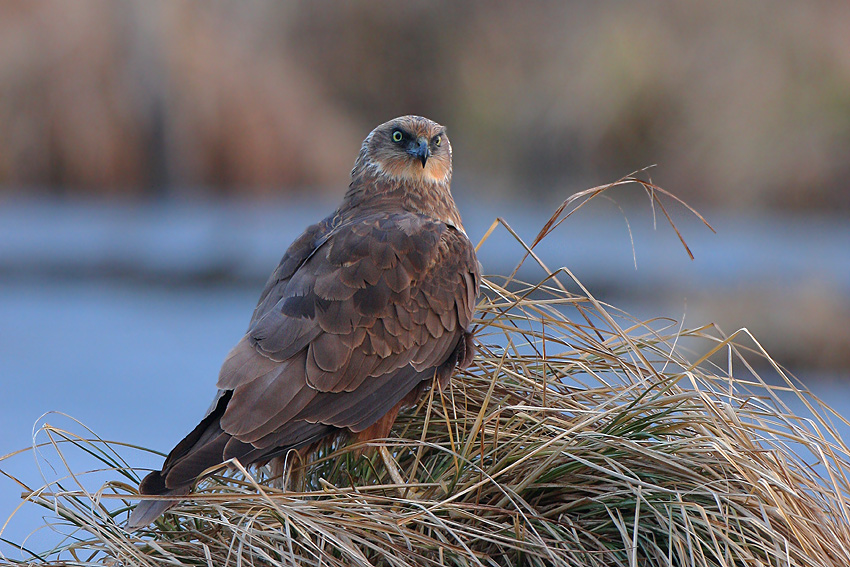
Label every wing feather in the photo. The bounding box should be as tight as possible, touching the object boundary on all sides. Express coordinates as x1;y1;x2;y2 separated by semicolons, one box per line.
220;351;308;436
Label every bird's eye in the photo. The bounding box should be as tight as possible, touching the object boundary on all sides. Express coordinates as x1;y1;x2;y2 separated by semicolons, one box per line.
392;130;403;143
433;135;441;147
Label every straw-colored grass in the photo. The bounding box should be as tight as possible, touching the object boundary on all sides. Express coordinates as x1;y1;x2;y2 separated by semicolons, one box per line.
3;177;850;566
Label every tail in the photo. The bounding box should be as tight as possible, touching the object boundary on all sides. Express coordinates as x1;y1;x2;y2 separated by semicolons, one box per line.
127;391;232;529
127;480;189;528
127;390;334;528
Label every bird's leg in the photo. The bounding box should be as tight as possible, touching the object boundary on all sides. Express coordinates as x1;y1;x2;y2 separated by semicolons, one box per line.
270;449;307;492
269;456;287;489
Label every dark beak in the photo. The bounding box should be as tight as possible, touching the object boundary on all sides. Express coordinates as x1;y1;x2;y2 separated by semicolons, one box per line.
411;137;430;167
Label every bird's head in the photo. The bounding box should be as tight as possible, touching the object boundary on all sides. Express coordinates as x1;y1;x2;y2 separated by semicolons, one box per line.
356;115;452;186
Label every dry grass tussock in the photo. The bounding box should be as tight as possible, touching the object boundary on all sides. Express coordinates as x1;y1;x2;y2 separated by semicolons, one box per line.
3;177;850;566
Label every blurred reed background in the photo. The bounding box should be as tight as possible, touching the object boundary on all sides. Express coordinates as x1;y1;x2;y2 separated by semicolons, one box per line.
3;2;849;206
1;0;849;555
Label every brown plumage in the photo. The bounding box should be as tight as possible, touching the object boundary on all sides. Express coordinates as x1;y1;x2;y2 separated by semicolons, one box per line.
128;116;480;527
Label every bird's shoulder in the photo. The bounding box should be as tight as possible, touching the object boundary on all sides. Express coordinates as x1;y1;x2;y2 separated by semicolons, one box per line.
253;209;472;317
250;212;341;326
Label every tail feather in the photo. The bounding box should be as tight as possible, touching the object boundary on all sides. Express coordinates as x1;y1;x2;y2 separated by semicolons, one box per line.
127;486;189;529
127;394;232;529
127;392;328;528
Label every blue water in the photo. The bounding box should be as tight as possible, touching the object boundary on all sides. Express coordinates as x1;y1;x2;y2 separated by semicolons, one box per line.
1;197;848;293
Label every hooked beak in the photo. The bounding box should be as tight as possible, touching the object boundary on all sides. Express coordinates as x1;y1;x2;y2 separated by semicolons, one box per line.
410;137;430;167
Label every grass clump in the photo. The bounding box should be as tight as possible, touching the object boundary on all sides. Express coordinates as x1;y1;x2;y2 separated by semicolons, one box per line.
3;177;850;566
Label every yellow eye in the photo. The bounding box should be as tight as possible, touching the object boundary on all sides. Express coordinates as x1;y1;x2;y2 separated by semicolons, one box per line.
433;135;441;147
392;130;403;143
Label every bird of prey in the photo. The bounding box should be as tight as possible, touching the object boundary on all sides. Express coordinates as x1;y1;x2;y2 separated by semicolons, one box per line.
128;115;480;527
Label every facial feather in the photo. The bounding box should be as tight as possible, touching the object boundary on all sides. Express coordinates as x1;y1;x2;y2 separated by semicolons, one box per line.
359;116;452;186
